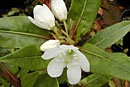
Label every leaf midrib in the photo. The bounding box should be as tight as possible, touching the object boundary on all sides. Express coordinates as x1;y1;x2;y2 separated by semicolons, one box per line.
94;24;130;46
83;49;130;74
80;75;100;85
75;0;88;30
0;30;43;39
0;56;41;61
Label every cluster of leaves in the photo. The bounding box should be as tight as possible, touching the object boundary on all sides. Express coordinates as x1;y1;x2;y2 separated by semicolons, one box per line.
0;0;130;87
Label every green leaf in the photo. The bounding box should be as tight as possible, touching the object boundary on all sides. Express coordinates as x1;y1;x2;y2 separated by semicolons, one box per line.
0;16;49;49
68;0;101;35
87;21;130;49
79;74;111;87
82;43;130;81
34;73;57;87
0;45;49;70
21;72;39;87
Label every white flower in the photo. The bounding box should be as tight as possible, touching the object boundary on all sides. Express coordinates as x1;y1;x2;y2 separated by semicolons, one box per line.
28;4;55;30
51;0;67;21
41;45;90;84
40;40;60;51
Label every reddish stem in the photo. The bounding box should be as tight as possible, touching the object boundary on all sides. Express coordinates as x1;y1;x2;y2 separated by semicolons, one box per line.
94;20;102;32
81;83;88;87
0;69;20;87
0;63;19;83
39;35;52;40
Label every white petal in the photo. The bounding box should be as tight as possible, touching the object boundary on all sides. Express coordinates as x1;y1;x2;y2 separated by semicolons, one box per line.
42;4;55;29
51;0;67;21
67;65;81;85
34;4;55;29
33;5;53;21
77;50;90;72
59;45;79;51
28;16;50;30
30;4;55;29
47;58;66;77
41;47;63;60
40;40;60;51
67;53;79;69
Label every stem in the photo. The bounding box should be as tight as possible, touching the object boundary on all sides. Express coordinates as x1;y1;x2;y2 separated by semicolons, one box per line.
0;30;51;40
56;78;60;87
81;83;88;87
61;29;68;37
0;63;19;83
69;20;75;39
62;21;76;45
52;27;61;37
0;69;20;87
49;32;59;40
55;24;62;35
63;21;69;37
75;0;88;42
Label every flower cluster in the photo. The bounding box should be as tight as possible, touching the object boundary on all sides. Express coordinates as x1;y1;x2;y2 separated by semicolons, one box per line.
28;0;90;85
40;40;90;84
28;0;67;30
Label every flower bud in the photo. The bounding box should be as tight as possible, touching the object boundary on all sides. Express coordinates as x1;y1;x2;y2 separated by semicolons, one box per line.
28;4;55;30
40;40;60;51
51;0;67;21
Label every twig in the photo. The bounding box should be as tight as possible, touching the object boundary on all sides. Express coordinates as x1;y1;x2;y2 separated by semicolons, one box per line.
49;32;58;40
81;83;88;87
69;20;75;39
94;20;102;32
0;69;20;87
0;63;20;84
38;35;52;40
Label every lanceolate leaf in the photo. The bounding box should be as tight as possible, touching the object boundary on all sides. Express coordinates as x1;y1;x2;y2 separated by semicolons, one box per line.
68;0;101;35
79;74;111;87
0;16;49;49
0;45;49;70
82;43;130;81
87;21;130;49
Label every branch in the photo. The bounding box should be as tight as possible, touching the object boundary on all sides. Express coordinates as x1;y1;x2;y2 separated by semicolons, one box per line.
0;63;21;87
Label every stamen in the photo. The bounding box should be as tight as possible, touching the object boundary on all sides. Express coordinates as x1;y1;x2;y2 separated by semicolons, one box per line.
64;50;74;64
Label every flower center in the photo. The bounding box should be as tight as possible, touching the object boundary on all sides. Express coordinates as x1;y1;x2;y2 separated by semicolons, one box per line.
64;49;74;64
